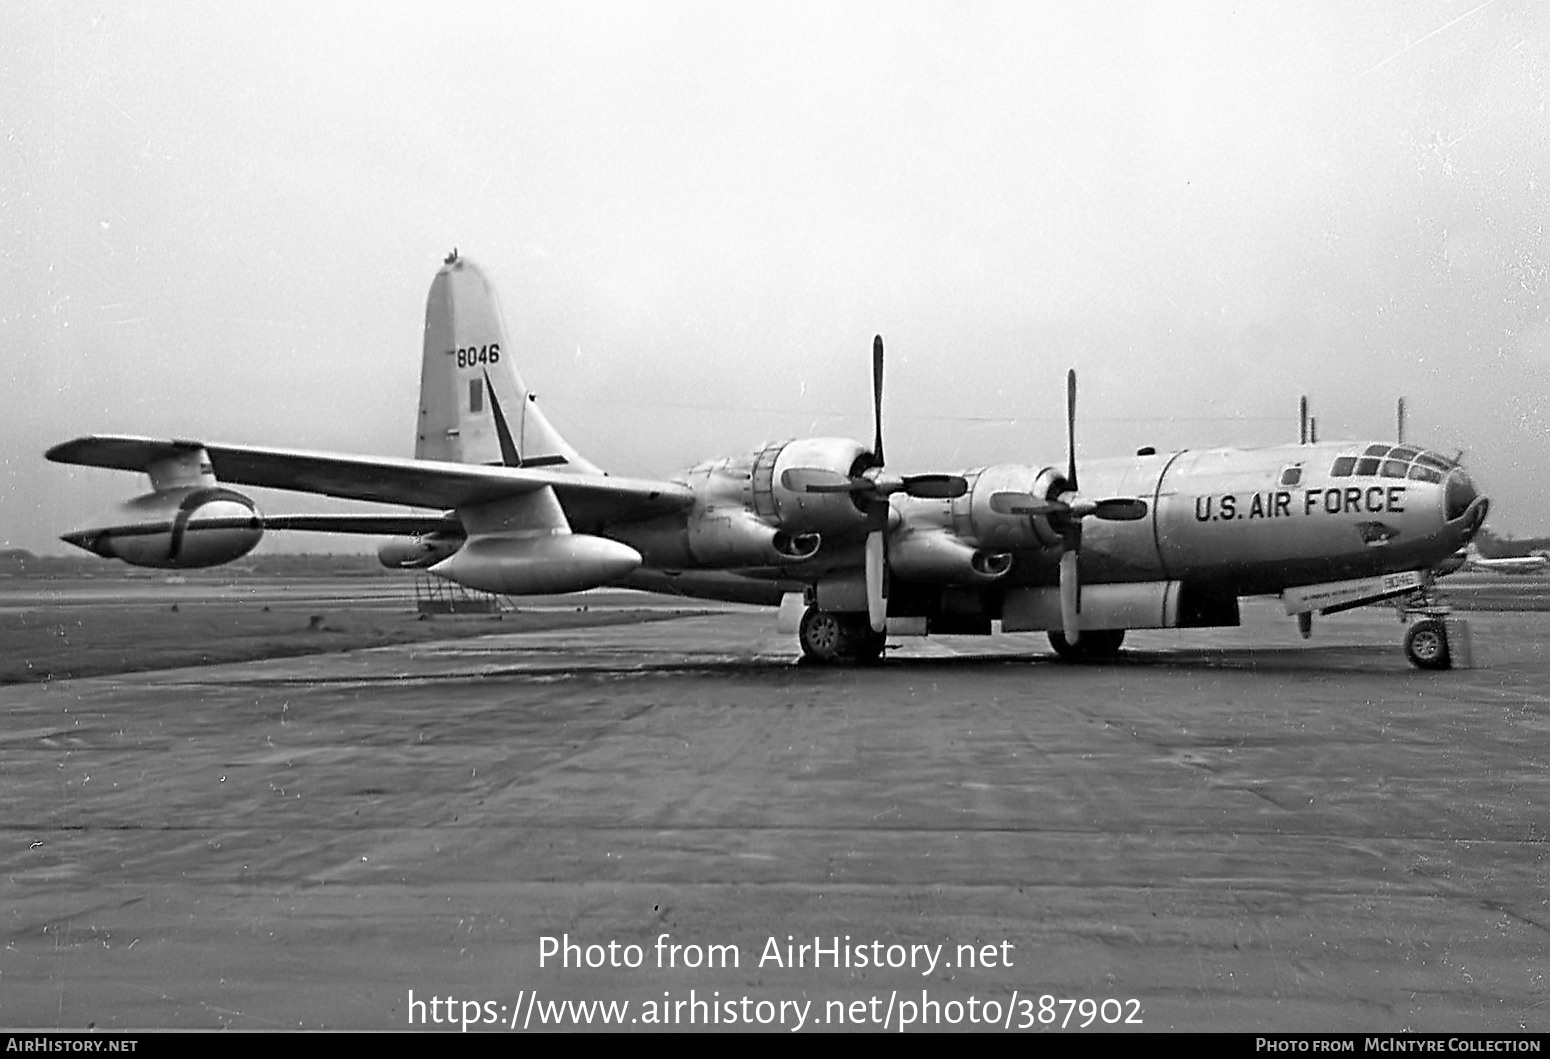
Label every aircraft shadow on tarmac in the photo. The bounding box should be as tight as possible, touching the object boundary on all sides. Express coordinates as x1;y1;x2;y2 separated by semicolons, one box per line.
824;645;1415;675
315;644;1421;683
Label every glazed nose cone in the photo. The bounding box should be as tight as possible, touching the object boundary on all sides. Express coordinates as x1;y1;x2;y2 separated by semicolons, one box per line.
1444;471;1477;522
1445;470;1488;535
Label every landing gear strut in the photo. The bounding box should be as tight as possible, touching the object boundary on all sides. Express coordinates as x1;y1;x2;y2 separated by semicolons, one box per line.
798;607;885;665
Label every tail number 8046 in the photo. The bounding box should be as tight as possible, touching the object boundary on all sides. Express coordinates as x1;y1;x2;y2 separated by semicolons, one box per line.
455;344;500;368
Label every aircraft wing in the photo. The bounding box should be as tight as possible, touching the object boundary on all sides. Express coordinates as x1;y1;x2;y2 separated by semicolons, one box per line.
46;435;695;530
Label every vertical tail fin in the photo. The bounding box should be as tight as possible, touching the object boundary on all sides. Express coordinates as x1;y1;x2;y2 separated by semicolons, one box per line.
416;251;601;474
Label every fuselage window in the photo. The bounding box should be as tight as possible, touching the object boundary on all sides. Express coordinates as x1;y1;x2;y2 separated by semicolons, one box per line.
1364;443;1391;457
1330;457;1356;477
1390;445;1420;462
1280;465;1304;486
1356;456;1381;476
1415;452;1450;471
1408;465;1442;484
1381;458;1407;477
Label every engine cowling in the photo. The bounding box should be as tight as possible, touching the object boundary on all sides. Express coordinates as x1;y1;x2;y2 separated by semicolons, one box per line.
954;464;1068;550
62;487;264;569
377;532;465;570
429;533;642;594
888;530;1012;583
765;437;876;534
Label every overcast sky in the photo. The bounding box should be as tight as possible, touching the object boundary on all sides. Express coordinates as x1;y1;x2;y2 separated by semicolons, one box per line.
4;0;1547;553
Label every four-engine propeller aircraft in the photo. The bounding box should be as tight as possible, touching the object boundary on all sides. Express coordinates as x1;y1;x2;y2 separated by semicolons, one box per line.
1459;543;1548;576
47;252;1492;669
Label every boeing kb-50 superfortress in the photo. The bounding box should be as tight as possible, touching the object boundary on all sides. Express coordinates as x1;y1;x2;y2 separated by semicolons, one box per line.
48;253;1491;669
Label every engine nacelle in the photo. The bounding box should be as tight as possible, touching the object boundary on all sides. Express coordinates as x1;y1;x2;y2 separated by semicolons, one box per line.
888;529;1012;583
954;464;1068;550
687;508;821;567
377;532;464;570
429;533;642;594
766;437;876;534
62;487;263;569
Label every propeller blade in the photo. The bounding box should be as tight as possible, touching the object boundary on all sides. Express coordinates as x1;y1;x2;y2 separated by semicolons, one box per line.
1090;497;1149;521
1066;368;1078;494
779;468;858;494
989;491;1064;517
871;335;885;466
1059;547;1081;646
901;473;968;500
865;528;887;633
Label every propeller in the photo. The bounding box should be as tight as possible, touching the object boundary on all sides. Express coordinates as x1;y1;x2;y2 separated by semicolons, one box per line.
987;369;1149;647
779;336;969;633
861;336;891;633
990;492;1148;521
1056;370;1087;646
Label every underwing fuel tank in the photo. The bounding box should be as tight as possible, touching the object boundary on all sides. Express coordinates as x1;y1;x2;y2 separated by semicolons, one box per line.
429;533;642;594
62;487;263;569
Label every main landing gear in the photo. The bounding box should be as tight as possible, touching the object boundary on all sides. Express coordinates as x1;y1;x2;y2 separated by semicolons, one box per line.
798;607;885;665
1047;628;1126;662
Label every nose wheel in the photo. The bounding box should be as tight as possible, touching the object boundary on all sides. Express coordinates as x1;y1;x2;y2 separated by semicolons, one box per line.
1403;618;1451;670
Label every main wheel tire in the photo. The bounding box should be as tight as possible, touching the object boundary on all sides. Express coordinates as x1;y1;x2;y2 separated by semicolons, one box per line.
1404;618;1452;670
799;609;886;665
799;608;847;663
849;620;886;665
1047;628;1125;662
1094;629;1126;656
1047;630;1082;661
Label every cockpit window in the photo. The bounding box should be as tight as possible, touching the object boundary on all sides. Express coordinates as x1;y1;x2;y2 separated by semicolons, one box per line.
1280;465;1303;487
1342;446;1457;481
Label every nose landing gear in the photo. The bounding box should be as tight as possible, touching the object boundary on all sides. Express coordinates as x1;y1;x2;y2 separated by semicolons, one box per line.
1397;578;1468;670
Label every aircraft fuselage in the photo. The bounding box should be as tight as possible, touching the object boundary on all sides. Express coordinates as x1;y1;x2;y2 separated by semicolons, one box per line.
605;438;1484;605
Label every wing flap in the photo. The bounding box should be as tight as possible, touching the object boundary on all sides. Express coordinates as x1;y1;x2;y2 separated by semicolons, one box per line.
47;435;694;527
